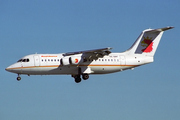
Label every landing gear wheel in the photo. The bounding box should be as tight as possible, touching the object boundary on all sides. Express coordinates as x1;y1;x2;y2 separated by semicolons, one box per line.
75;77;81;83
17;77;21;81
82;74;89;80
73;75;81;83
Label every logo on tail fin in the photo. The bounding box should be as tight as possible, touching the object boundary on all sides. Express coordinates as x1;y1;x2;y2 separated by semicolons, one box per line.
141;36;153;53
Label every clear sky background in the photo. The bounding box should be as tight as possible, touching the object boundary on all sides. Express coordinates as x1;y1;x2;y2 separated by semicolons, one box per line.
0;0;179;120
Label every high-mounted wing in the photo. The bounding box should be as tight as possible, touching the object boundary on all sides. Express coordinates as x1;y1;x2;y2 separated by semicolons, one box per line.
63;47;112;56
60;47;112;67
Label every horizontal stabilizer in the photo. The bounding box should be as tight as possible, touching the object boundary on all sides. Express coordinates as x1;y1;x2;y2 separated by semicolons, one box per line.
146;26;174;32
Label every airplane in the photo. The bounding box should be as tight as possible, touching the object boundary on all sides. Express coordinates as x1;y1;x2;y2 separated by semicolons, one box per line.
5;26;173;83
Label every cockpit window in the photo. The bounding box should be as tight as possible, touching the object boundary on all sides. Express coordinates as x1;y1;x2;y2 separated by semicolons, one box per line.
17;58;30;62
17;59;22;62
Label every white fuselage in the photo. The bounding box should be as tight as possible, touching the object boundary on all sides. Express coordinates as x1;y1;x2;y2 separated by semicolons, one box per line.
6;53;153;76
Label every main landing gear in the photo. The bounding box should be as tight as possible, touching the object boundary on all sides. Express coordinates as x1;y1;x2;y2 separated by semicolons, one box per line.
17;74;21;81
72;74;90;83
72;67;90;83
82;74;89;80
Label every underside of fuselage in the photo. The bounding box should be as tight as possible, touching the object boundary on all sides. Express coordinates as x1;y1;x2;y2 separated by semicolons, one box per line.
13;65;134;75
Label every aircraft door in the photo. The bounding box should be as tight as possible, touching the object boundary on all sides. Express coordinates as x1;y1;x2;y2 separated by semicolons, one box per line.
34;55;40;66
120;56;126;65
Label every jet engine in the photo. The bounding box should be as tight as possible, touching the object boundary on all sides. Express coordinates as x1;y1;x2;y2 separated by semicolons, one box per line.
60;56;83;66
60;57;70;66
69;56;82;65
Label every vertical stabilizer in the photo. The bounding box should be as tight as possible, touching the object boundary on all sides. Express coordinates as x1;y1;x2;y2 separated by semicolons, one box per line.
126;27;174;57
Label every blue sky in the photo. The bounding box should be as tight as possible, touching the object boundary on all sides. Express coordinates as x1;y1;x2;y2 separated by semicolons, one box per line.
0;0;180;120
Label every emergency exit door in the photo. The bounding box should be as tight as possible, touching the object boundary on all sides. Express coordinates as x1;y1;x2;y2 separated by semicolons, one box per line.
34;55;40;66
120;56;126;65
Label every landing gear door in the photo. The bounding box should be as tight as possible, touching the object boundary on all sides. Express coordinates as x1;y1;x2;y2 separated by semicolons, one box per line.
34;55;40;66
120;56;126;65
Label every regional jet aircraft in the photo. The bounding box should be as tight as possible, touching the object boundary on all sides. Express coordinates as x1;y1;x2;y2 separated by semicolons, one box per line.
6;27;173;83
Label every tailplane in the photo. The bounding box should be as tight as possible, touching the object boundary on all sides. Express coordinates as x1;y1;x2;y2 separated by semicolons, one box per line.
126;27;174;57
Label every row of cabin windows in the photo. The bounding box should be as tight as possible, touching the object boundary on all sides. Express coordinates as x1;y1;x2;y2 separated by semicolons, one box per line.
41;59;60;62
98;58;119;62
41;58;120;62
83;58;120;62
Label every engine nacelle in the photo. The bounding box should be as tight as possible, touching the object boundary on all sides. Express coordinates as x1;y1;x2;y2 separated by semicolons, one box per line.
69;56;82;65
60;56;83;66
60;57;70;66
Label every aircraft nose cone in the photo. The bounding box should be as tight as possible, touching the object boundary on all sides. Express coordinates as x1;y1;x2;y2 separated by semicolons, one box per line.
5;63;22;74
5;67;8;71
5;64;16;73
5;66;12;72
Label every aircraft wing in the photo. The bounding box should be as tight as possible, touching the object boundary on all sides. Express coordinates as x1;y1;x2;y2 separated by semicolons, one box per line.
63;47;112;57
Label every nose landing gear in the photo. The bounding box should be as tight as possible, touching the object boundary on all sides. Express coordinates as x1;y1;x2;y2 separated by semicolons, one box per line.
17;74;21;81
